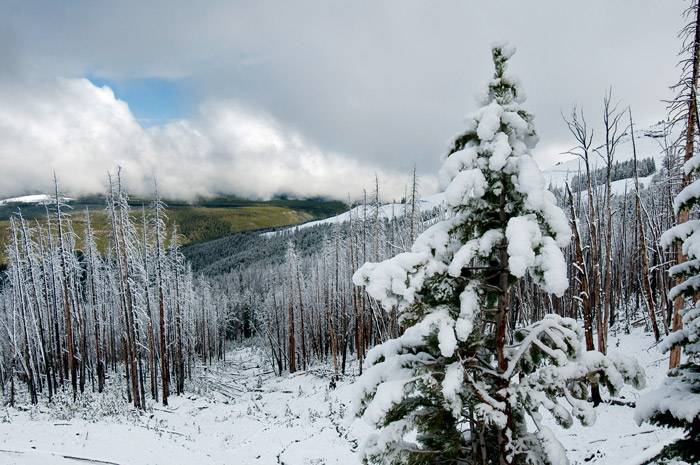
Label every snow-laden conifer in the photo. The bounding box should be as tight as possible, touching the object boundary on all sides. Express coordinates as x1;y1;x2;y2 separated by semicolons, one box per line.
353;42;644;465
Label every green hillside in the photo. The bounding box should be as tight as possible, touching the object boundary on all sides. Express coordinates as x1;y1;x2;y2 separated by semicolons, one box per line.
0;195;347;266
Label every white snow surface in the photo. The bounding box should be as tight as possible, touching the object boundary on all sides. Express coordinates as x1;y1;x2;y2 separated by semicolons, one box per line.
0;194;72;206
262;192;447;238
0;349;371;465
0;327;689;465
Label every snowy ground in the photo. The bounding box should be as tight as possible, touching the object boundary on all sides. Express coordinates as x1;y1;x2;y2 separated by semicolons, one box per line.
0;349;369;465
548;326;685;465
0;327;688;465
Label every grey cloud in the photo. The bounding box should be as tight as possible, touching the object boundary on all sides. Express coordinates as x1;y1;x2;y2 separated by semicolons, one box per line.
0;75;435;202
0;0;686;190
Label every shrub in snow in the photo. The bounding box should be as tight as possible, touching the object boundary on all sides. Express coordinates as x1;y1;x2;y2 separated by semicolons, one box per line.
635;130;700;464
352;43;644;465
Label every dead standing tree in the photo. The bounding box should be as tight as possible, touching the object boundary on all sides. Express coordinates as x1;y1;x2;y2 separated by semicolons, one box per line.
599;89;627;348
563;106;603;405
630;110;661;342
667;0;700;369
54;173;77;401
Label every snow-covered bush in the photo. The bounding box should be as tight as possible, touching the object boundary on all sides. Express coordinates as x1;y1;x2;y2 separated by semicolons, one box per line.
352;43;644;465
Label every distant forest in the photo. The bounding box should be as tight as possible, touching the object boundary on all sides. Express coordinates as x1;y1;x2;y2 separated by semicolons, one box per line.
569;156;656;192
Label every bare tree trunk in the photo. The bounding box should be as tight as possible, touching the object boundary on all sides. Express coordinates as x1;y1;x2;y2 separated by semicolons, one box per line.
563;110;602;405
42;211;64;388
84;209;104;393
567;185;595;351
154;185;169;405
349;203;363;374
124;339;133;403
630;110;661;341
288;268;296;374
374;174;381;262
108;172;140;408
173;251;185;395
10;220;38;404
601;89;624;353
118;176;141;408
296;262;307;371
587;172;603;356
328;310;338;379
272;285;284;375
148;323;156;400
19;216;53;401
410;165;418;244
37;224;59;393
54;174;77;400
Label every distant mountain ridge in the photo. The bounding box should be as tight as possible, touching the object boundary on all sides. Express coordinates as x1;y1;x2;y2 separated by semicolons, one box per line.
0;122;673;266
0;194;347;266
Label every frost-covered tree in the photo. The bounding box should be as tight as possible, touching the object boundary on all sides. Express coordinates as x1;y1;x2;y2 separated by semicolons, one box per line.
634;236;700;462
353;42;644;465
667;0;700;371
633;3;700;462
635;94;700;465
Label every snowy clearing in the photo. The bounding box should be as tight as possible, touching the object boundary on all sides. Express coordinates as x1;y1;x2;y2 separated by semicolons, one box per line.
0;347;369;465
0;327;687;465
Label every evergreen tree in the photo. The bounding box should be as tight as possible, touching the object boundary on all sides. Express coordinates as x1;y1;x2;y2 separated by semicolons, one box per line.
353;42;644;465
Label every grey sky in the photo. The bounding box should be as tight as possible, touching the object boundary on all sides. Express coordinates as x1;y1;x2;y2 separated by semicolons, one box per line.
0;1;685;201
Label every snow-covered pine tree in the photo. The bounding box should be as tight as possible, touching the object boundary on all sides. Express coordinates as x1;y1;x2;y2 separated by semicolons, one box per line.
353;42;644;465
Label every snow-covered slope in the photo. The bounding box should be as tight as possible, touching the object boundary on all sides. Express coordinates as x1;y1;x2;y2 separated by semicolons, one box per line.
304;192;445;227
0;327;685;465
264;192;447;236
544;122;670;194
0;194;71;206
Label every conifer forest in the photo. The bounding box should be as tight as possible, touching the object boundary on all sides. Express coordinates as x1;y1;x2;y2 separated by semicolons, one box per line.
1;2;699;465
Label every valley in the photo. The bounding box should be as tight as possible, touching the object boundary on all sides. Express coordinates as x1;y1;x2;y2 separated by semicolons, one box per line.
0;194;346;267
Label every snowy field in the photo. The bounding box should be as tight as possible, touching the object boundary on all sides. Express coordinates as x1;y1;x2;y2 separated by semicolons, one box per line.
0;327;687;465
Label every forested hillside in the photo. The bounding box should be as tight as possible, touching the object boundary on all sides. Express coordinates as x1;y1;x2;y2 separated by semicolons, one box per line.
0;193;346;267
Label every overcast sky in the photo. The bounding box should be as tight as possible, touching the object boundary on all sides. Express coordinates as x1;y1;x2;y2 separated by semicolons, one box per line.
0;1;685;201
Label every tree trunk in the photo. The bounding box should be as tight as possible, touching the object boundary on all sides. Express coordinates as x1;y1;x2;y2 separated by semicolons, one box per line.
671;3;700;368
54;175;77;400
630;110;661;342
288;275;296;374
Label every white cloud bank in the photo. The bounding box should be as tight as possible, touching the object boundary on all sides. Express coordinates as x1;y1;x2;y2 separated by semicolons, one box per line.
0;76;437;202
